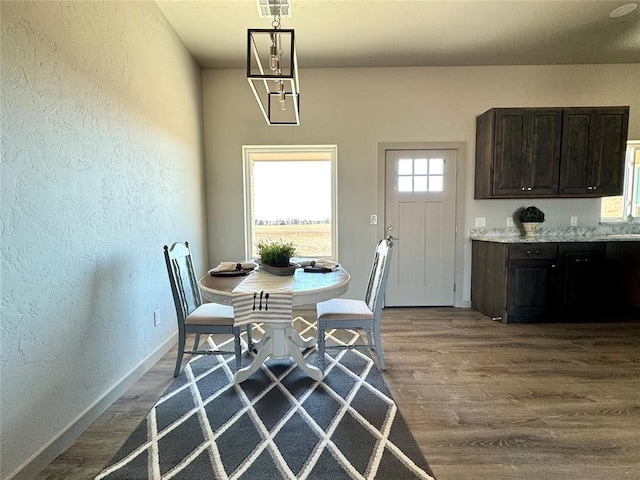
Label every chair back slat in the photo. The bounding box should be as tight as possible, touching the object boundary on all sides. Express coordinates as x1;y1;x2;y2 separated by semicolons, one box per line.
365;237;393;315
164;242;202;323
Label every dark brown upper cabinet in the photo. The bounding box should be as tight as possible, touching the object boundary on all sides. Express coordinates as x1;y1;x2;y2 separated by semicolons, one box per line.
475;108;562;198
474;106;629;199
559;108;630;197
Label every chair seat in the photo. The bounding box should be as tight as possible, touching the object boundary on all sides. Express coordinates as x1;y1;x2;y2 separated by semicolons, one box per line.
317;298;374;322
315;237;393;371
185;302;234;326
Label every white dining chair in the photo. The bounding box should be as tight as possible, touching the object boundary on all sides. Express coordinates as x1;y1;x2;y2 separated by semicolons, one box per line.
164;242;251;377
316;236;393;370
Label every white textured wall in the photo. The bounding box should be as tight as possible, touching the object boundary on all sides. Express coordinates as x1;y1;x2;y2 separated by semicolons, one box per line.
0;1;206;477
203;64;640;304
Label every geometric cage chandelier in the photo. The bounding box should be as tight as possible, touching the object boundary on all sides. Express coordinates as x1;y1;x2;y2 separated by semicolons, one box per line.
247;0;300;125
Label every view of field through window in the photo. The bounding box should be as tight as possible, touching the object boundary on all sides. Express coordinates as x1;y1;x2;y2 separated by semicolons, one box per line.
601;142;640;220
254;223;332;258
247;153;335;258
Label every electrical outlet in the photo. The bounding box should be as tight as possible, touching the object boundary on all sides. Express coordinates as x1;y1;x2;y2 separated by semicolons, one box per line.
571;216;578;226
506;217;514;227
475;217;486;227
370;214;377;225
153;309;161;327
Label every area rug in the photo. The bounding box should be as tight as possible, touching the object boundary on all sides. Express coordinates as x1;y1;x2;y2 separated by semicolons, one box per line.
95;317;436;480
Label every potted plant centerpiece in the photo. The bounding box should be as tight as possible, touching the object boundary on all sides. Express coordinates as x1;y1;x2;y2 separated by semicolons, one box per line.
518;205;545;238
256;239;299;275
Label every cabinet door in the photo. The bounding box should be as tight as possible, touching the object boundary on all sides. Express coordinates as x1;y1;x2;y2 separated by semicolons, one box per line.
606;242;640;317
492;110;528;197
589;109;629;196
526;109;562;196
559;110;592;195
556;243;605;318
491;109;561;197
471;241;508;320
507;259;557;322
559;108;629;197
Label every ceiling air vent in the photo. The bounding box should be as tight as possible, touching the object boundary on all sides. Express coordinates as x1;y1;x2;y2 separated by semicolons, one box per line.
256;0;291;18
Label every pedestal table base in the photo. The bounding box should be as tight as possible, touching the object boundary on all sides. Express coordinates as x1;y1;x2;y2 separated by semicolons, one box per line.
234;321;323;383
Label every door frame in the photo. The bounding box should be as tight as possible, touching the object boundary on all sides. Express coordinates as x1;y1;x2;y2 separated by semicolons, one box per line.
377;142;469;308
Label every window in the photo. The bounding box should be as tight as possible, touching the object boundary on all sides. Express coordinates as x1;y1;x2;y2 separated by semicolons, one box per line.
601;141;640;222
243;145;337;259
397;157;444;192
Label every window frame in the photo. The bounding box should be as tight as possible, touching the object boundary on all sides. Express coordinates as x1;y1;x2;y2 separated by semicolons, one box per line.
601;141;640;223
242;145;338;260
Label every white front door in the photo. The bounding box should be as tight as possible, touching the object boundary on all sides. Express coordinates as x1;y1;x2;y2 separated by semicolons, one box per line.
384;149;457;306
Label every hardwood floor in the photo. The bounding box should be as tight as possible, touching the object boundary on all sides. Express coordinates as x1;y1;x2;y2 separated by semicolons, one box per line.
37;308;640;480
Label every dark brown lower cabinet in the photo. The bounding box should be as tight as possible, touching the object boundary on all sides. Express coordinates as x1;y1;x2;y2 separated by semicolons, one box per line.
605;242;640;318
471;240;638;323
506;244;558;323
556;243;606;319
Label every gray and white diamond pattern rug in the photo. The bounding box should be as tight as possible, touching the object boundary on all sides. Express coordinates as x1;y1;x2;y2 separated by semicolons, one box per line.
96;317;436;480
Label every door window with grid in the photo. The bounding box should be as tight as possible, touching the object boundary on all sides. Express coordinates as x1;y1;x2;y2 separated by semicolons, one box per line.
397;157;445;192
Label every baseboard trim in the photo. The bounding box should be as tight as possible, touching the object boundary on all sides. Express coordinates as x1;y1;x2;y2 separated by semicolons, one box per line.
7;332;177;480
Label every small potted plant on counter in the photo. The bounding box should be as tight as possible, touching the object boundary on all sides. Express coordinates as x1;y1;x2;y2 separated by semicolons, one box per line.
518;205;545;238
256;239;299;275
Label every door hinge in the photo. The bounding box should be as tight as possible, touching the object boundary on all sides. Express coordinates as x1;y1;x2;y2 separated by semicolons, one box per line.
455;224;458;235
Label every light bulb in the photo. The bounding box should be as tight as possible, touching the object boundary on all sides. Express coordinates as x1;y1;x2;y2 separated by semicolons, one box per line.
275;80;286;110
269;33;282;72
269;46;279;72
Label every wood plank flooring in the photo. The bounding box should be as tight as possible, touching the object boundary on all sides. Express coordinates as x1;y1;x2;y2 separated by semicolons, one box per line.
37;308;640;480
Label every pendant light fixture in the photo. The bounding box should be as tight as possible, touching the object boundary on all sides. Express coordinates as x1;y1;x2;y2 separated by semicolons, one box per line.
247;1;300;125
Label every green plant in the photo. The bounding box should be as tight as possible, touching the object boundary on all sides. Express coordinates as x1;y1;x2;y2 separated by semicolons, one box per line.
256;239;297;267
518;205;545;223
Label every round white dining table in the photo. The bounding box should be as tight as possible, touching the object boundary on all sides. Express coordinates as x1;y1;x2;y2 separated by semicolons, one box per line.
199;266;350;382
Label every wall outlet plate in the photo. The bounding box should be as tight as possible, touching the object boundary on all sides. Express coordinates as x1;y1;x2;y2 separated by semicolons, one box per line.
370;214;377;225
153;309;160;326
571;216;578;226
475;217;486;227
506;217;514;227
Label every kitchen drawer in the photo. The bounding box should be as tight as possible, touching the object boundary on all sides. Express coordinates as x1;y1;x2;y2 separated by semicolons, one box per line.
508;244;557;260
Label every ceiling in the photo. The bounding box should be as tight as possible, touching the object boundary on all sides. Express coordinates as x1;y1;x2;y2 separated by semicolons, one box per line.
155;0;640;69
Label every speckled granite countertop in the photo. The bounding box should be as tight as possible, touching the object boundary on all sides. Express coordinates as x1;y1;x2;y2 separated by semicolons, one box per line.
470;225;640;243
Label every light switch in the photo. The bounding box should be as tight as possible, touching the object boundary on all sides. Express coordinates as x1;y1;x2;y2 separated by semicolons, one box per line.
370;214;378;225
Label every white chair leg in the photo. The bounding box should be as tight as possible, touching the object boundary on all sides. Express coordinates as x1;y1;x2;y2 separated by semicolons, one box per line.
174;329;187;377
318;325;326;370
246;324;254;352
373;326;385;370
365;327;374;349
234;330;242;369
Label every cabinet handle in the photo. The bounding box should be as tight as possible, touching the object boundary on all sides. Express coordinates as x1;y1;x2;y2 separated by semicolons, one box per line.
587;186;594;190
551;264;556;268
521;187;526;191
593;186;597;191
527;187;532;191
575;258;590;263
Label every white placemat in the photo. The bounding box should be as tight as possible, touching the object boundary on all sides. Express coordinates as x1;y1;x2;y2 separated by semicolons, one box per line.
231;269;294;326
